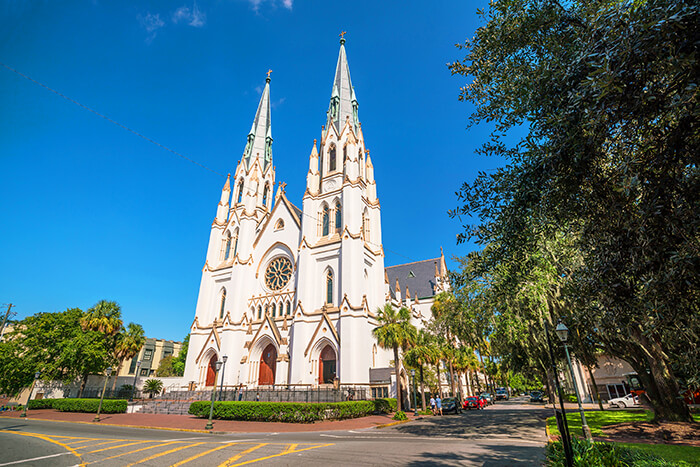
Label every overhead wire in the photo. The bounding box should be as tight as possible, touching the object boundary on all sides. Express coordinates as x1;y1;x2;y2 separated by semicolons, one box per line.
2;62;418;263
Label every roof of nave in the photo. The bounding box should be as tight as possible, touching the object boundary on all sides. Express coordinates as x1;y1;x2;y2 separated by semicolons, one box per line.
385;258;444;300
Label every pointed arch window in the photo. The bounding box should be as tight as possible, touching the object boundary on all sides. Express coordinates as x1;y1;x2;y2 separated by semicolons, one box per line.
232;229;239;258
322;205;330;236
262;184;269;207
257;305;262;320
329;146;337;172
359;149;364;178
237;180;244;204
343;145;347;163
223;231;232;260
326;270;333;305
219;289;226;319
363;210;370;242
271;303;276;318
335;202;342;233
286;300;291;316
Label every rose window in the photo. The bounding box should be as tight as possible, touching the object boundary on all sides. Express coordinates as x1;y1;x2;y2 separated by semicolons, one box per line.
264;257;293;291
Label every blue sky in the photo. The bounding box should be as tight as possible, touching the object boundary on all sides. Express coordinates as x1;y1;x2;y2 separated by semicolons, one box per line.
1;0;498;341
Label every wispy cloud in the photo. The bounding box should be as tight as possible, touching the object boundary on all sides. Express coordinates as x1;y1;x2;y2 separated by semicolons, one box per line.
138;12;165;43
247;0;293;13
173;2;206;27
271;97;286;109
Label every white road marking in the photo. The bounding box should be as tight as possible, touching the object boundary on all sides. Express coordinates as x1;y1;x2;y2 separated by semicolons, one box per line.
0;452;71;466
217;438;260;443
161;437;207;442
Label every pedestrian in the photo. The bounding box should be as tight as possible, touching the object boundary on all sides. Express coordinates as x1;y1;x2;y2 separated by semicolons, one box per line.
255;393;260;402
429;395;436;415
436;395;442;415
238;387;243;401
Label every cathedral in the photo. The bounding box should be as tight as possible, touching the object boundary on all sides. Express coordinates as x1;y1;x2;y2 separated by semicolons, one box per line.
184;38;449;396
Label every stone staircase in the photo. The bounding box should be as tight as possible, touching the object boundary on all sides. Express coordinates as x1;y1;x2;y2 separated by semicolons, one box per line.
134;399;193;415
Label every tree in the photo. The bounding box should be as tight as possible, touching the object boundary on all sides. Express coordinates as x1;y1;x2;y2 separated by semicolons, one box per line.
449;0;698;421
143;379;164;398
111;322;146;391
81;300;123;336
171;334;189;377
404;329;438;410
0;308;112;396
156;356;177;377
373;304;417;412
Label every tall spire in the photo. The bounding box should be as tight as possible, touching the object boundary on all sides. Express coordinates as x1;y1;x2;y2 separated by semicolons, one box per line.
243;72;273;170
327;34;359;134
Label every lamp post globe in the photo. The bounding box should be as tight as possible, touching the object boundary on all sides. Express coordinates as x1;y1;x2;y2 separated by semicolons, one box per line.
555;322;569;343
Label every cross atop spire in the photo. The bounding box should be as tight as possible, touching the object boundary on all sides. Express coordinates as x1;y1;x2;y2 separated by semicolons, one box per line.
243;75;273;170
327;37;359;134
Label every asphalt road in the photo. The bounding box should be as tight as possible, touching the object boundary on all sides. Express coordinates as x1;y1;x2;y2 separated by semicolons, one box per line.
0;398;549;466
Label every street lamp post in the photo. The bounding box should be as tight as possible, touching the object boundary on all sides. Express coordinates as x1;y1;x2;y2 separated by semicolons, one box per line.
218;356;228;401
545;323;574;467
129;360;142;402
20;371;41;418
94;367;113;422
556;322;593;441
205;360;223;430
411;369;417;414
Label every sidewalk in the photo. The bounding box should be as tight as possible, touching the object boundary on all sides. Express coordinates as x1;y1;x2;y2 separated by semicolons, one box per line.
0;409;419;433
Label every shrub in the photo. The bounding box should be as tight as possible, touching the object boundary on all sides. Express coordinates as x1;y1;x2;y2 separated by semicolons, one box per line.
564;394;578;403
188;401;377;423
372;398;397;413
52;398;128;414
546;438;680;466
392;410;408;421
27;398;56;409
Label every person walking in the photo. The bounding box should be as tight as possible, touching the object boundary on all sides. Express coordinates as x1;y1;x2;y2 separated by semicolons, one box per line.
238;387;243;401
255;393;260;402
429;395;436;415
436;395;443;416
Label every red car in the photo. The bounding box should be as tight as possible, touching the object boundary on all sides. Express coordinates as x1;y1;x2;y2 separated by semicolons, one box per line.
463;396;486;410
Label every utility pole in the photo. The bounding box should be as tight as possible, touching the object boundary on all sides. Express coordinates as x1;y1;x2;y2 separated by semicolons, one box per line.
0;304;15;341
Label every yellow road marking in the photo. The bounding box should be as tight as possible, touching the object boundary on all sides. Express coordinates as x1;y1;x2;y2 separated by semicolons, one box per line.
0;430;84;465
218;443;268;467
74;439;127;449
228;443;334;467
85;440;152;453
170;442;242;467
282;443;298;453
65;438;103;446
124;442;205;466
86;441;179;464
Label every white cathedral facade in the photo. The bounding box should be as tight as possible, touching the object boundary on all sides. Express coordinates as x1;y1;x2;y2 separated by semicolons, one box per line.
183;39;449;395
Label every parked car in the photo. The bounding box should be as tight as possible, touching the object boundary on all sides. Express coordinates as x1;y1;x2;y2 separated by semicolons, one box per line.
608;393;639;408
495;388;509;401
530;391;544;403
441;397;463;414
481;393;494;405
463;396;486;410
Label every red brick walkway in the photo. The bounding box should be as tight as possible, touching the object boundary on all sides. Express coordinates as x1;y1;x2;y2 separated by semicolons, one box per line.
0;409;418;433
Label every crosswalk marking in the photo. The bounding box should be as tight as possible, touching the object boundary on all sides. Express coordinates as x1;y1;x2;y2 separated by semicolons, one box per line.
170;441;242;467
218;443;268;467
124;442;205;466
86;441;179;465
227;443;335;467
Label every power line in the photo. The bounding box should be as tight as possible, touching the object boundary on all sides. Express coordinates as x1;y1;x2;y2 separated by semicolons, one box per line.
2;62;417;263
1;61;225;178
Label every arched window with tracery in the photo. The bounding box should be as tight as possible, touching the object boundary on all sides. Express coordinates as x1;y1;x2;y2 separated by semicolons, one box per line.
271;303;276;318
223;231;232;260
262;183;269;207
329;145;337;172
257;305;262;320
325;269;333;305
237;180;244;204
219;289;226;319
322;205;330;236
335;202;342;233
286;300;291;315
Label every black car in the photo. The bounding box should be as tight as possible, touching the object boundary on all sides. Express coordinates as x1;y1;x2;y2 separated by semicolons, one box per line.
530;391;544;403
441;397;463;414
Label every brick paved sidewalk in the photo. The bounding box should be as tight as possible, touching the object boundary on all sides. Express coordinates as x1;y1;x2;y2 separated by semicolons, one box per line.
0;408;419;433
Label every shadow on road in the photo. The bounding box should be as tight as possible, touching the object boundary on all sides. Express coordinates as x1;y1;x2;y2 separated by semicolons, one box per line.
403;445;545;466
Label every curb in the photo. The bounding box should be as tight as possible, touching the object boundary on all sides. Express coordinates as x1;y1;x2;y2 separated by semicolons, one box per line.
374;419;412;429
0;415;225;434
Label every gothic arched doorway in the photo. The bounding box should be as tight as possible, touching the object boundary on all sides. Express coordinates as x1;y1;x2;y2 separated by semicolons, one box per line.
319;345;337;384
258;344;277;386
205;355;217;386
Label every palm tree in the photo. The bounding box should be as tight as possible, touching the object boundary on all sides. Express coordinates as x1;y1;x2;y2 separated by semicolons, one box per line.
81;300;123;336
111;322;146;391
143;379;164;398
373;304;417;412
404;329;437;410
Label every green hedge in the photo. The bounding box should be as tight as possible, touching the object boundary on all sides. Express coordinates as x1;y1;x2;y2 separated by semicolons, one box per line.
27;398;57;409
373;398;397;413
52;398;128;414
188;399;394;423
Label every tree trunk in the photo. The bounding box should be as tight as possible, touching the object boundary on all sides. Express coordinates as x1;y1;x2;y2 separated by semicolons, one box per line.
393;346;403;412
79;372;88;398
585;363;604;411
448;359;456;397
111;362;124;392
473;369;482;393
419;365;426;410
630;327;691;422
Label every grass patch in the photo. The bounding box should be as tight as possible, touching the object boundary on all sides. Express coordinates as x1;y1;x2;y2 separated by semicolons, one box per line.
617;442;700;466
547;409;652;437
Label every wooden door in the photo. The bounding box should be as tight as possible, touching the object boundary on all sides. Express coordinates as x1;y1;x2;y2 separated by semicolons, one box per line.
319;345;336;384
258;344;277;386
206;355;217;386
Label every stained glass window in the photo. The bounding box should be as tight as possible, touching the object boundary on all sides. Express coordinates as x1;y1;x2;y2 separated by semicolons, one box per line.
326;270;333;304
264;257;293;291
